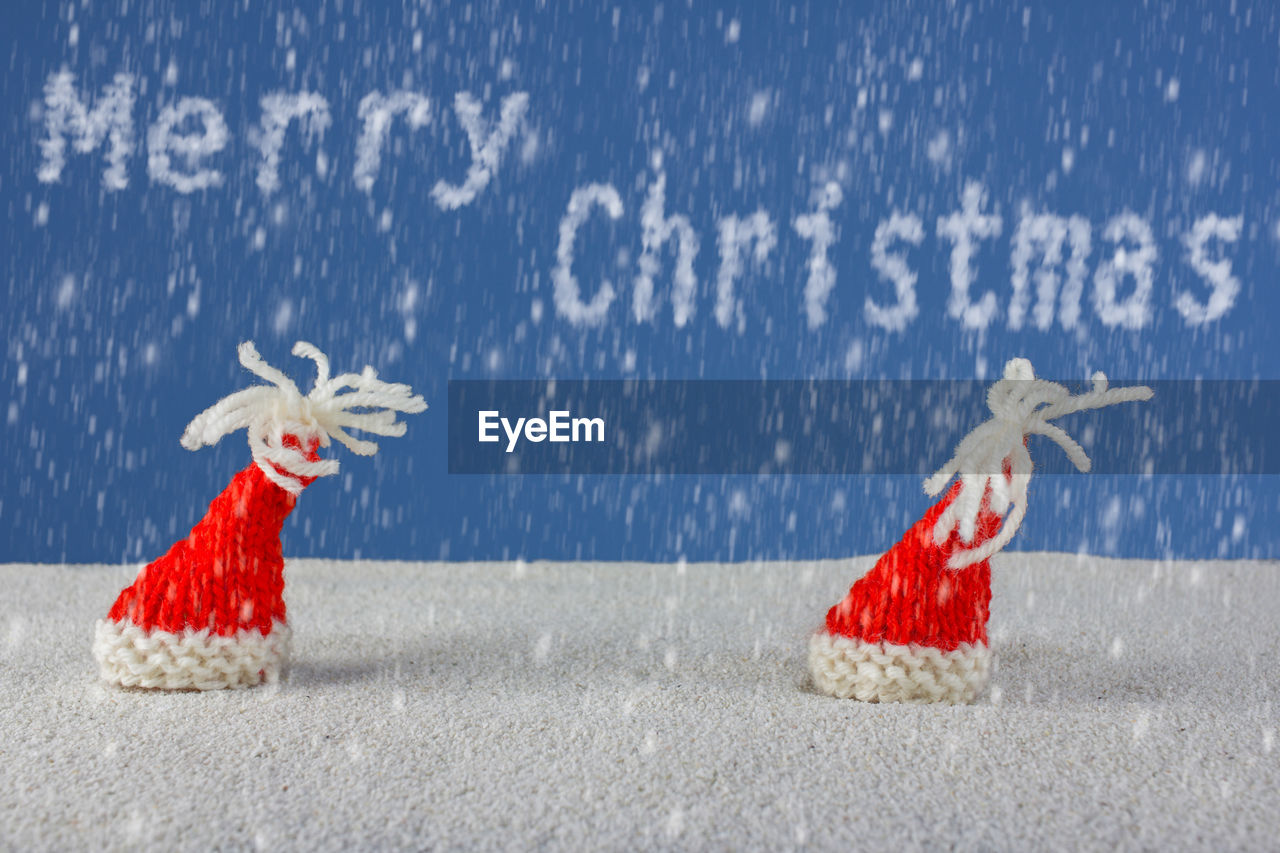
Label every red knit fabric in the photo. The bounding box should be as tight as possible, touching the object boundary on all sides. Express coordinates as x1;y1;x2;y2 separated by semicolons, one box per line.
106;435;320;636
824;479;1003;651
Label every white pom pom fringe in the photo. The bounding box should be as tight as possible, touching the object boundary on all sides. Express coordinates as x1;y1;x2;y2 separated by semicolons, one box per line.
180;340;427;494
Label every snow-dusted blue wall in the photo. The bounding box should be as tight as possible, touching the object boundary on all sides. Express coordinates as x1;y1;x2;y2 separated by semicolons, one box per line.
3;1;1277;563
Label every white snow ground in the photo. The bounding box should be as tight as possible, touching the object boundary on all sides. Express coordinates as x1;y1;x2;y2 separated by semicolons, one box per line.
1;554;1277;851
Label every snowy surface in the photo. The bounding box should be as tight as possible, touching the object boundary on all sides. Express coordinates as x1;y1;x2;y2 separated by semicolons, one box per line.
2;554;1278;851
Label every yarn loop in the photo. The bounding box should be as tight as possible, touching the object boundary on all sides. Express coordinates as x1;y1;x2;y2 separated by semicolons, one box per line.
180;341;428;494
925;357;1153;569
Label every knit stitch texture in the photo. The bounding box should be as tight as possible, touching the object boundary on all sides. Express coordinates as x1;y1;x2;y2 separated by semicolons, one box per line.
105;435;318;638
824;480;997;651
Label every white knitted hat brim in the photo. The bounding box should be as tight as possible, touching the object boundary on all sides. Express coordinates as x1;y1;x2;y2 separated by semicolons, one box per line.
93;618;291;691
808;631;991;704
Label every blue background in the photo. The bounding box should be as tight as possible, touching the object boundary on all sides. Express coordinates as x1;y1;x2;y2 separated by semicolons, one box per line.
3;1;1278;564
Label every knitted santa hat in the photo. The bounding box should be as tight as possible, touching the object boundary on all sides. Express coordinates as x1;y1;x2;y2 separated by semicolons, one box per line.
808;358;1152;704
93;341;426;690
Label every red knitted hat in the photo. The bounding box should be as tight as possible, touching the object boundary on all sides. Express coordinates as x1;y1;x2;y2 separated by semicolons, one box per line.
808;358;1152;704
93;341;425;691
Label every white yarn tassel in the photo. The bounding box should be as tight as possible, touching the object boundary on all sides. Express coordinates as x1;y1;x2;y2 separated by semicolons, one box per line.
180;341;428;494
925;357;1152;570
